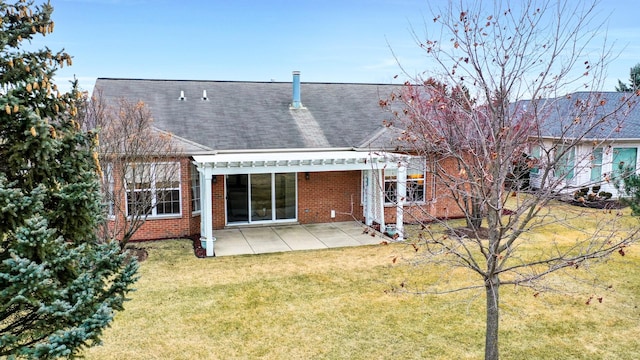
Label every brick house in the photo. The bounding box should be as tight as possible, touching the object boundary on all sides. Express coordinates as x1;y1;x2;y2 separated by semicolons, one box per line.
94;72;463;256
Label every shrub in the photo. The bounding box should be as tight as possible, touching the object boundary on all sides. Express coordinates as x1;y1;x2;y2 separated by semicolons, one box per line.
599;191;613;200
574;189;588;200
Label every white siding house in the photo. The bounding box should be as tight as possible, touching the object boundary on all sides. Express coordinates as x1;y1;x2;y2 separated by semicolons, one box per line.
527;91;640;198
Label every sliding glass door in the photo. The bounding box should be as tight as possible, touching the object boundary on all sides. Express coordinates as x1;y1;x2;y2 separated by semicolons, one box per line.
226;174;249;223
250;174;272;221
226;173;297;224
275;173;296;220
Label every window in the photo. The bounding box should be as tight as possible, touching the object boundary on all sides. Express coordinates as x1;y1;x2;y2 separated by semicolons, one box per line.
125;162;181;217
554;145;575;180
407;163;426;202
384;158;426;204
103;163;115;217
612;148;637;179
384;169;397;203
225;173;296;223
529;146;541;175
590;148;603;182
191;164;201;213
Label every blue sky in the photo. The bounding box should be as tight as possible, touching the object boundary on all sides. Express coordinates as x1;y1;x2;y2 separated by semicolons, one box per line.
37;0;640;94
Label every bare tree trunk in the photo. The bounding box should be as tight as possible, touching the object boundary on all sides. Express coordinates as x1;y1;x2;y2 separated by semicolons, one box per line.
381;1;639;358
120;232;133;250
468;199;483;230
485;274;500;360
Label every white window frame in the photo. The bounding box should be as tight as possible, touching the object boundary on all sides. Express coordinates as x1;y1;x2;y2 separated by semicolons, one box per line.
125;162;182;218
384;158;426;205
554;144;575;181
590;147;603;182
612;147;638;179
529;145;541;175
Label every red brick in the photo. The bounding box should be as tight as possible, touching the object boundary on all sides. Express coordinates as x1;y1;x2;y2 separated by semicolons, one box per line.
108;157;465;241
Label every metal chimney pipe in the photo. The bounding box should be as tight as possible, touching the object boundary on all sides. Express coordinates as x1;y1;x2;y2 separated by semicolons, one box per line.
292;71;301;109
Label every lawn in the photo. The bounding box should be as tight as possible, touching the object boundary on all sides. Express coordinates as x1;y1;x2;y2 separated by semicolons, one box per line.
83;207;640;359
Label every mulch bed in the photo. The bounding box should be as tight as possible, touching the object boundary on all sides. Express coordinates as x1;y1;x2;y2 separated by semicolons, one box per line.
191;235;207;258
125;236;207;261
125;246;149;262
564;199;627;210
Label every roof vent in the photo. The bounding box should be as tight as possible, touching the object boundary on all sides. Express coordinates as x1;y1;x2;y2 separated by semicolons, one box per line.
179;90;185;101
202;90;208;101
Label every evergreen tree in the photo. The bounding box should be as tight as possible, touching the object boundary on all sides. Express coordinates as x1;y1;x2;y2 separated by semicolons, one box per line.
618;174;640;215
0;1;138;358
615;163;640;216
615;63;640;92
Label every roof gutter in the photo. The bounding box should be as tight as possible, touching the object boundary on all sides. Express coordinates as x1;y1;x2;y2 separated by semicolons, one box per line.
209;147;365;155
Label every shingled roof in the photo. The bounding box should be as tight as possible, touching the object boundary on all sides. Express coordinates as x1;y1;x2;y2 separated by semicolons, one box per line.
517;91;640;140
93;78;402;153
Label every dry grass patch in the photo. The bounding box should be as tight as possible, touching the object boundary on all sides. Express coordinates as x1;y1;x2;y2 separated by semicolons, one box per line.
84;212;640;359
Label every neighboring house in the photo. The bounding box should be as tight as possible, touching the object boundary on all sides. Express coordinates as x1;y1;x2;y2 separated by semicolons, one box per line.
527;91;640;197
94;72;462;256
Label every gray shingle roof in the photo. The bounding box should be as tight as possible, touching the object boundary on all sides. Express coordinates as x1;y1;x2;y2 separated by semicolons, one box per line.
521;91;640;140
94;79;640;154
93;78;402;153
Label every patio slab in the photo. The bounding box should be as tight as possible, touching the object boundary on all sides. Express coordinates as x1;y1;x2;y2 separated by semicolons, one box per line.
272;226;327;251
212;221;388;257
211;229;253;256
240;227;292;254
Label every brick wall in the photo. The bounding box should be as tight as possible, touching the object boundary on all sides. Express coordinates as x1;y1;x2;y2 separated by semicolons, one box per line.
212;175;226;229
383;155;466;224
297;171;362;224
374;156;465;226
126;158;195;241
114;156;467;241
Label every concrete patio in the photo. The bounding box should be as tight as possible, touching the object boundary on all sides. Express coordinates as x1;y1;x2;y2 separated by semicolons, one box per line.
212;221;388;256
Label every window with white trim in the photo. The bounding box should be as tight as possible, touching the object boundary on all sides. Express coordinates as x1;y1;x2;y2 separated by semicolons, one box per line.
554;144;575;180
103;162;115;217
191;163;201;213
612;147;637;179
384;158;426;204
125;162;181;217
590;148;603;182
529;145;541;175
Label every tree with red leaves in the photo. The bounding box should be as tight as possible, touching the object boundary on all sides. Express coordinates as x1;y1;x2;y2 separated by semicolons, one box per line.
382;1;640;359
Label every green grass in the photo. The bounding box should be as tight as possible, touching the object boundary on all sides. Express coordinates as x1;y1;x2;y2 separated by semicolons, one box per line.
83;209;640;359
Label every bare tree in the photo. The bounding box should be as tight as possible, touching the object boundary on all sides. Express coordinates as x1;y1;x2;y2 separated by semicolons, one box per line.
382;1;640;359
81;92;182;249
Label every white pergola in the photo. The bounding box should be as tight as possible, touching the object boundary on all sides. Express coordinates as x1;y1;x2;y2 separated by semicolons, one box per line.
193;150;412;257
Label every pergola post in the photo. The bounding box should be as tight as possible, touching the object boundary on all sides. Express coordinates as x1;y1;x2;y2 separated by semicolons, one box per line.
395;162;406;239
196;163;215;257
376;169;386;232
363;170;374;226
191;151;413;248
199;170;206;236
